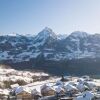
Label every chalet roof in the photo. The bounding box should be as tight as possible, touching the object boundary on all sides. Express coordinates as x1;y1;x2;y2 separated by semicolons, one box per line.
15;86;31;95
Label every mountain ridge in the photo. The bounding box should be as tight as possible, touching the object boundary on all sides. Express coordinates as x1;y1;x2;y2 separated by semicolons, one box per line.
0;27;100;63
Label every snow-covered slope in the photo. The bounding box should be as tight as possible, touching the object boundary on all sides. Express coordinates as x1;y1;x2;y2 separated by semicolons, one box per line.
0;28;100;63
0;65;49;88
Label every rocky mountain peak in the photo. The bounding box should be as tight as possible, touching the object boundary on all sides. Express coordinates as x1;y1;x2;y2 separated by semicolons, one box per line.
37;27;57;38
69;31;88;38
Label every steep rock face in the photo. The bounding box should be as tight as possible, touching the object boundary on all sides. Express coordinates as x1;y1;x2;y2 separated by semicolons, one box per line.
61;31;92;59
33;27;57;52
0;28;100;63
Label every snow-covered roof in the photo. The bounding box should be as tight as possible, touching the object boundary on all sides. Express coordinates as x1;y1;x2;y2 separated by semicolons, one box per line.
77;78;85;84
75;91;94;100
64;84;78;91
15;86;31;95
53;86;64;93
31;89;41;95
56;80;63;86
76;83;87;92
86;81;96;89
41;83;54;90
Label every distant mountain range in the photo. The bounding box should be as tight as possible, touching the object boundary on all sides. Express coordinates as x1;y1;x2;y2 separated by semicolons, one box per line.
1;27;100;75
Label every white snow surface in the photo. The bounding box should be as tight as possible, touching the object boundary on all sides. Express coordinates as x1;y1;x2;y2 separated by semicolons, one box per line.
75;91;94;100
0;67;49;84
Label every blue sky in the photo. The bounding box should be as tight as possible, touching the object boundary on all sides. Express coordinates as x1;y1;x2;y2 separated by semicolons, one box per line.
0;0;100;35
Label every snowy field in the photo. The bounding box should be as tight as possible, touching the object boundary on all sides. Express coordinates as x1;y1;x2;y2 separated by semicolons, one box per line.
0;65;50;89
0;65;100;100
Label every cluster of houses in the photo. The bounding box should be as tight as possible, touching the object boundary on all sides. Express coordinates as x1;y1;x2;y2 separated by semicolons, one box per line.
0;75;100;100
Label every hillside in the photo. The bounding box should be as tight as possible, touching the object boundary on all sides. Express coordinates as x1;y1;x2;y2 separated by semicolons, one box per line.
1;28;100;75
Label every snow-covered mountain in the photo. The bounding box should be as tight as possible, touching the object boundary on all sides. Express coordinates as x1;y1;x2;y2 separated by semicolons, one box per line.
0;28;100;64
